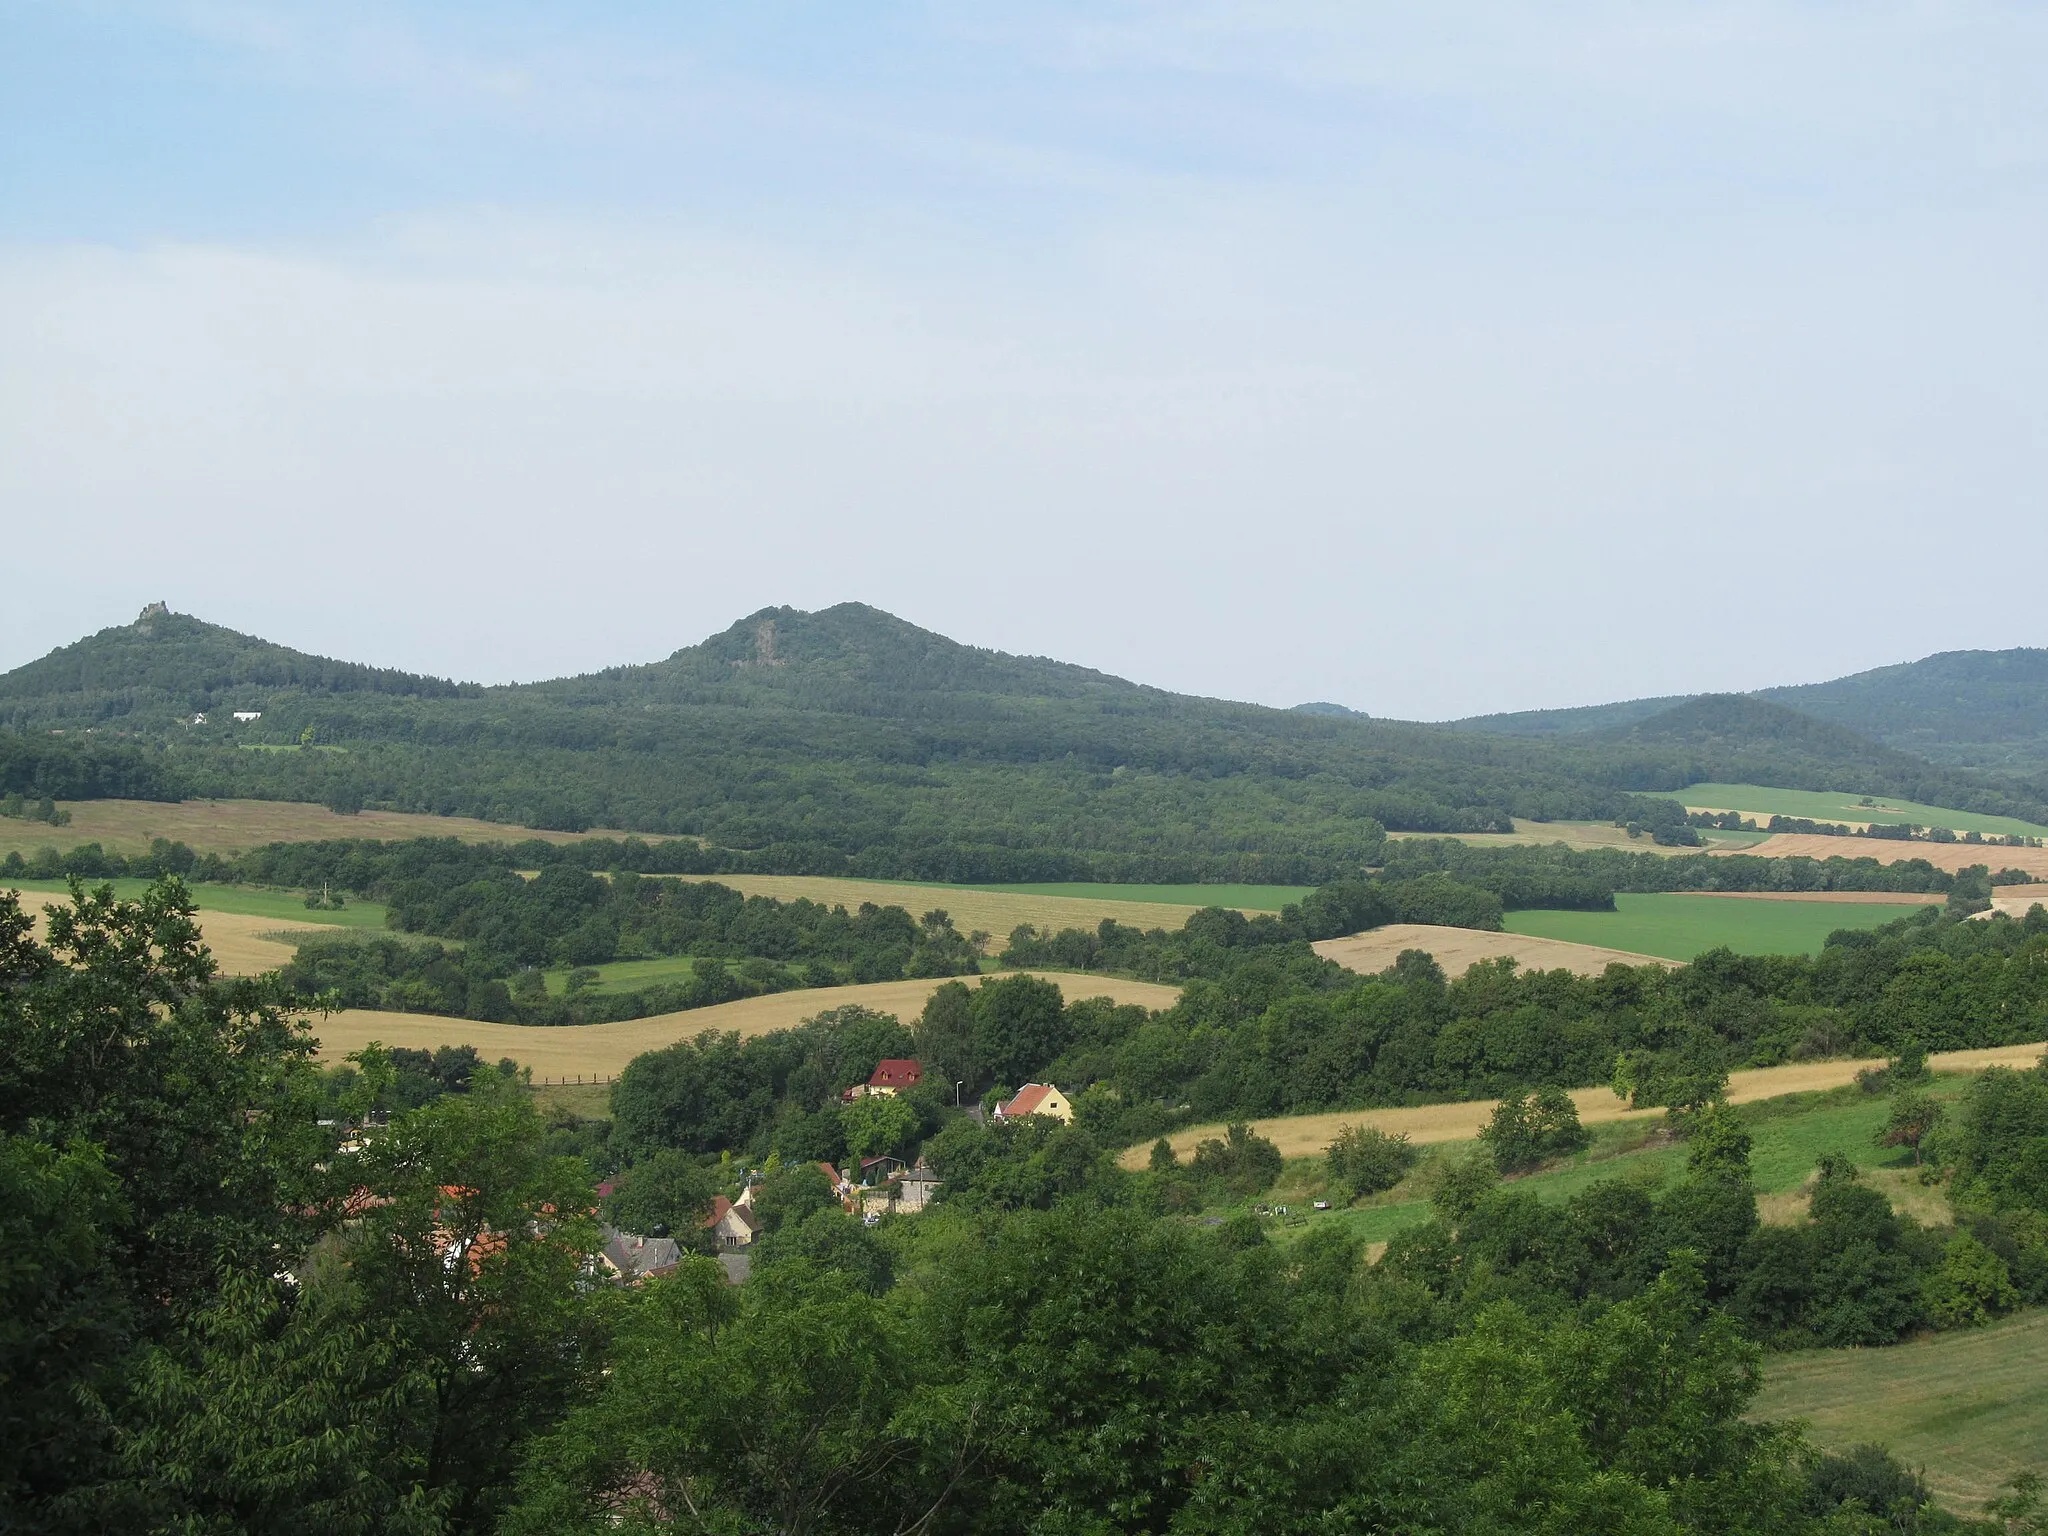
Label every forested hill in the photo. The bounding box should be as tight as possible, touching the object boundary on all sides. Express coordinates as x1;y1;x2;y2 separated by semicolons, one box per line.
4;603;2048;877
1759;647;2048;772
0;604;478;731
1453;646;2048;776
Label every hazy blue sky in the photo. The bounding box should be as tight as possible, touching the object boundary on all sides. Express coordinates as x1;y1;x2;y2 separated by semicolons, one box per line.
4;2;2044;718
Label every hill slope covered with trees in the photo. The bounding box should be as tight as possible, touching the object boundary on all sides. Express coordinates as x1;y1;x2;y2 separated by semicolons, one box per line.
4;604;2046;881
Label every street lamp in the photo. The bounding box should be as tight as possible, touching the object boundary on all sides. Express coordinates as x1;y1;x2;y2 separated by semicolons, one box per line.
955;1080;964;1108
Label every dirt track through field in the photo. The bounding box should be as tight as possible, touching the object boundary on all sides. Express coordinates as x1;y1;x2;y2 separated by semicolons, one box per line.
1119;1041;2048;1167
1735;834;2048;879
1313;924;1674;978
311;971;1183;1080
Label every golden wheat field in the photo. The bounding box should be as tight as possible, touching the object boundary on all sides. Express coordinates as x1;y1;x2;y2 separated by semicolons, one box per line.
1313;923;1674;979
310;971;1184;1080
1735;833;2048;879
20;904;334;976
1383;820;1709;855
1119;1041;2048;1167
1;798;688;859
675;874;1229;947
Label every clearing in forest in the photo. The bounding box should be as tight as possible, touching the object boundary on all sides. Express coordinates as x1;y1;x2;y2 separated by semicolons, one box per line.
1504;892;1929;960
309;970;1184;1080
1313;924;1672;978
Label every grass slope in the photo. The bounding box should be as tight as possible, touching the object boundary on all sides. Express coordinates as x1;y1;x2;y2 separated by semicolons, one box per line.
1503;892;1923;960
1753;1309;2048;1511
1682;782;2048;839
974;882;1312;911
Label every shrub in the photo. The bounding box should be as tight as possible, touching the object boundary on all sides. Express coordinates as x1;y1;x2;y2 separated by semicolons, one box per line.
1324;1125;1418;1195
1190;1123;1284;1197
1480;1086;1591;1174
1923;1233;2018;1329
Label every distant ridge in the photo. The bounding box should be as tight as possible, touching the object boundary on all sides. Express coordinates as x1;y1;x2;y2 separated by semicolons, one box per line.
1292;701;1366;719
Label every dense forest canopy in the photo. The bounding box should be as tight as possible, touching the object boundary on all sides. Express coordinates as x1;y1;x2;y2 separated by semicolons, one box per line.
1457;646;2048;776
5;604;2047;880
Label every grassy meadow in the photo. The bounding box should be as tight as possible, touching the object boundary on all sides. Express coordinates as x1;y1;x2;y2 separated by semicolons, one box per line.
1503;891;1934;960
1753;1309;2048;1511
1681;782;2048;840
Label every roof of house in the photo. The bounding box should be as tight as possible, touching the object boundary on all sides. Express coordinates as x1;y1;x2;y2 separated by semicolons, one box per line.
599;1224;683;1281
868;1058;924;1087
1001;1083;1062;1118
702;1196;756;1234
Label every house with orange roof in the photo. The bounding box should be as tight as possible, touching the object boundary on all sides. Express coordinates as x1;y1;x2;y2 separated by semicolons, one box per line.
993;1083;1073;1124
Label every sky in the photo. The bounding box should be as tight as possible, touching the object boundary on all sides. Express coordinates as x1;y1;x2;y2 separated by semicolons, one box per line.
3;2;2045;720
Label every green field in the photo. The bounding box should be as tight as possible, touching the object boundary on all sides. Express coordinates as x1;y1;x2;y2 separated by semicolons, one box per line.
545;955;700;996
1504;892;1929;960
1;878;389;930
975;882;1313;911
1683;782;2048;840
1754;1309;2048;1511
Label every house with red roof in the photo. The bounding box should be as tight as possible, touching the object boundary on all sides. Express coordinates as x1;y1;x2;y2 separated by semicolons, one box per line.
701;1195;758;1249
842;1058;926;1102
993;1083;1073;1124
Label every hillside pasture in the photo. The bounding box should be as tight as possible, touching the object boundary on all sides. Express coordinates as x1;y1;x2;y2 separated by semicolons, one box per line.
0;798;691;859
1314;924;1673;978
1682;782;2048;840
973;881;1312;912
1503;892;1923;960
310;970;1184;1079
1753;1310;2048;1512
1121;1042;2048;1167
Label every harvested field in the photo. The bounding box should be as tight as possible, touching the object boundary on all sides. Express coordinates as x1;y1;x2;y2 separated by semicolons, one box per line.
676;875;1225;948
1682;782;2048;840
1119;1041;2048;1167
1985;884;2048;919
1314;924;1673;979
1736;834;2048;879
23;904;333;976
2;798;689;859
1385;819;1708;855
311;971;1184;1080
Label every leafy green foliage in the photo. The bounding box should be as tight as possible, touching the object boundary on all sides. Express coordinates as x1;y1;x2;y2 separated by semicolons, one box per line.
1479;1085;1591;1173
1323;1123;1419;1194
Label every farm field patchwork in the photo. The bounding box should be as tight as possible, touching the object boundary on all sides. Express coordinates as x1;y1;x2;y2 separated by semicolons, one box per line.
1682;782;2048;840
2;797;691;859
1503;892;1923;960
310;970;1185;1079
676;874;1252;944
1753;1309;2048;1512
6;877;389;975
1385;819;1739;855
973;881;1313;911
